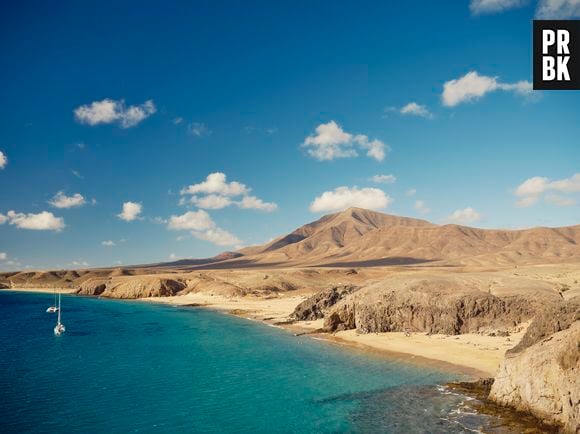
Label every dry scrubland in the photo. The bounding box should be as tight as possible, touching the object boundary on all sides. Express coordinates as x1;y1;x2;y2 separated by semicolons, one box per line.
2;208;579;432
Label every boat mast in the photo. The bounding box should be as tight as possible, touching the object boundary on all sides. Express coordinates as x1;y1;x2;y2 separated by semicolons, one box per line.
57;292;61;324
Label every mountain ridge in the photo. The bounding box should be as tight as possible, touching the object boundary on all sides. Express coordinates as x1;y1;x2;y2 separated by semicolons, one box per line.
230;207;580;268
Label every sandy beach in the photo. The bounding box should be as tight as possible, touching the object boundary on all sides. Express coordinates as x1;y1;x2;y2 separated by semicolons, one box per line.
139;291;524;377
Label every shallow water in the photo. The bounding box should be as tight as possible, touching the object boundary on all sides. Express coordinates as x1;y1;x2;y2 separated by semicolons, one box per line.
0;292;526;433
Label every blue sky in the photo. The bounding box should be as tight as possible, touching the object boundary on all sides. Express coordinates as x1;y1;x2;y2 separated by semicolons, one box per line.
1;0;579;270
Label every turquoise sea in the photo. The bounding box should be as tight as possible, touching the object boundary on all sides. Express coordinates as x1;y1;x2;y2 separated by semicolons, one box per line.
0;291;518;433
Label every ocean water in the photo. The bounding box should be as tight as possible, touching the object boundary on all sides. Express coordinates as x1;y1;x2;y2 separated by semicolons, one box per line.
0;291;516;433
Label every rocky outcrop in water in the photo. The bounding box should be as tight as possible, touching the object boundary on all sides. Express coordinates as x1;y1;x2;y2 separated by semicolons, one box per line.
291;285;359;321
489;318;579;433
323;279;544;334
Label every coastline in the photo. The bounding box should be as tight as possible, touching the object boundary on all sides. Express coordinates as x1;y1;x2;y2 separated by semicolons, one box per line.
138;292;517;378
4;288;515;378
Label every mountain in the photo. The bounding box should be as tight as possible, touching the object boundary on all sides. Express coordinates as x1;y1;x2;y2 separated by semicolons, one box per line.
228;207;580;268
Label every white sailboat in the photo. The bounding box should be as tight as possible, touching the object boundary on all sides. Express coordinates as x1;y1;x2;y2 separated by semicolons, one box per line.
46;288;59;313
53;292;66;336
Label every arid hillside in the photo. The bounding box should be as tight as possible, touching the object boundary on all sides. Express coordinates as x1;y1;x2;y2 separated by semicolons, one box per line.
227;207;580;268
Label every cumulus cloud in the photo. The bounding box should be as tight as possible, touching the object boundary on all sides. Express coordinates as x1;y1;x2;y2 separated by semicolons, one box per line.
74;99;156;128
514;173;580;207
309;186;392;213
180;172;277;212
448;207;481;224
536;0;580;18
0;151;7;169
101;240;116;247
0;252;7;260
49;191;86;209
414;200;431;214
3;210;65;231
442;71;533;107
182;173;249;197
192;228;242;247
167;210;241;247
168;210;215;231
406;188;417;196
191;195;233;210
302;121;388;162
470;0;527;15
371;174;396;184
400;102;433;118
238;195;278;212
118;201;143;221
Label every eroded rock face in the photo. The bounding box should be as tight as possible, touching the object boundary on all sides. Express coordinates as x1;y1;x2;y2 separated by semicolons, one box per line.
508;299;579;355
291;285;359;321
489;321;580;433
323;280;542;334
76;277;187;299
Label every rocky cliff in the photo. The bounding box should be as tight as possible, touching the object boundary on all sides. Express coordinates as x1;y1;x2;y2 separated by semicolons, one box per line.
322;278;545;334
489;319;579;433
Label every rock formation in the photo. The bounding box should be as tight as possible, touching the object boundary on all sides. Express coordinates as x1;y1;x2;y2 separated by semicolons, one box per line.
291;285;359;321
490;317;579;433
323;278;546;334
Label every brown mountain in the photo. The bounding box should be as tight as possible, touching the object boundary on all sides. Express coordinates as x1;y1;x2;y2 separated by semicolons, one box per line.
230;207;580;268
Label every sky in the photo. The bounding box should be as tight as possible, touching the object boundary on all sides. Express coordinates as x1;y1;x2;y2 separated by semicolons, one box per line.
1;0;579;271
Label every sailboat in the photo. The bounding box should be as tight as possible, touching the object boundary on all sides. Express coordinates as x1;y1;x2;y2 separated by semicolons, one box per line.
53;292;66;336
46;288;59;313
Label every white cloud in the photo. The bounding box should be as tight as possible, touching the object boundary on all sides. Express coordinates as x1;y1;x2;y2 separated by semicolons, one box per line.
470;0;526;15
118;202;143;221
188;122;211;137
173;117;184;125
414;200;431;214
168;210;215;231
448;207;481;224
4;210;65;231
49;191;86;209
400;102;433;118
181;172;249;196
70;260;89;267
74;99;156;128
0;252;7;260
192;228;242;247
302;121;388;162
101;240;116;247
0;213;7;224
238;195;278;212
514;173;580;207
442;71;533;107
71;169;83;179
310;186;392;213
515;196;540;208
406;188;417;196
190;194;233;209
371;174;396;184
180;172;277;212
536;0;580;18
167;210;241;247
0;151;7;169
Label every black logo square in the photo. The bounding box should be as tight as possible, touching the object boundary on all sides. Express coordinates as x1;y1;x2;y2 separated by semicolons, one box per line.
533;20;580;90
